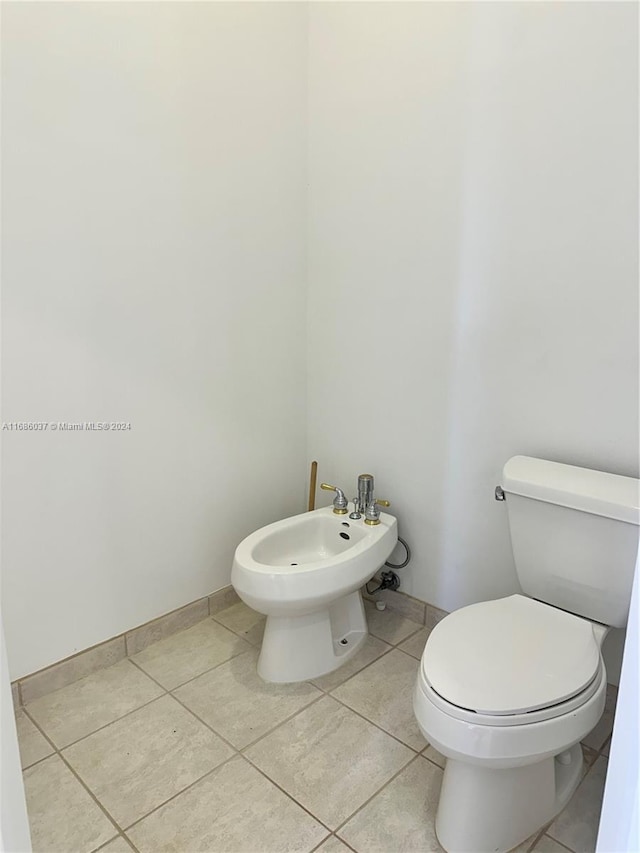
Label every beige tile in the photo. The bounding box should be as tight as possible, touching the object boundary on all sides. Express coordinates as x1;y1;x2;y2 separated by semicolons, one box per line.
23;754;116;853
125;597;209;656
15;710;54;769
245;695;413;830
423;744;446;769
582;745;598;766
26;659;164;748
547;755;608;852
339;756;444;852
332;649;426;750
213;601;266;644
531;835;571;852
398;626;431;660
128;755;327;853
208;585;240;615
132;618;250;690
600;736;611;757
174;649;322;749
582;683;617;751
245;619;266;647
20;636;126;704
315;835;351;853
311;635;392;692
63;694;234;827
365;588;426;624
364;600;422;646
98;837;136;853
315;837;352;853
425;604;448;633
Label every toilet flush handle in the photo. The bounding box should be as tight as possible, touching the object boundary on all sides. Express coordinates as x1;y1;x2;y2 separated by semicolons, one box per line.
495;486;506;501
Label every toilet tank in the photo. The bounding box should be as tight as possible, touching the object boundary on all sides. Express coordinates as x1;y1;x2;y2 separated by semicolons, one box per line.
502;456;640;628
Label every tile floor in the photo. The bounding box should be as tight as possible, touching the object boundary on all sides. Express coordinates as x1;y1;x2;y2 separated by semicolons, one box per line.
16;600;616;853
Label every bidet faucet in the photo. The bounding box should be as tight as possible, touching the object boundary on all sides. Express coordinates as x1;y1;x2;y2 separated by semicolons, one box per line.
320;483;349;515
356;474;374;515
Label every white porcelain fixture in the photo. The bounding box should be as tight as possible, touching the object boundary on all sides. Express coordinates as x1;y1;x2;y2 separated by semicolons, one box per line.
414;456;639;853
232;504;397;682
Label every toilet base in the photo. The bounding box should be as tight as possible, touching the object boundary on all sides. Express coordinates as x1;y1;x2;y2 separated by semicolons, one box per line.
435;743;583;853
257;590;367;683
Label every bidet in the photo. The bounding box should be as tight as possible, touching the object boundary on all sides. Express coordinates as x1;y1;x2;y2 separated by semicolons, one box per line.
232;504;397;682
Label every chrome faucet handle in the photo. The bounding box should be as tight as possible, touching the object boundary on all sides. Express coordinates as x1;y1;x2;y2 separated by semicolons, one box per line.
349;498;362;520
320;483;349;515
364;498;390;526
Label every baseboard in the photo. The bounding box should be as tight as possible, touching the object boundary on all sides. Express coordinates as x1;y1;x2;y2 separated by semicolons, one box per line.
11;585;240;709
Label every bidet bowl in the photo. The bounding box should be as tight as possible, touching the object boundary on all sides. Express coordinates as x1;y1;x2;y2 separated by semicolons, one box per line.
232;504;397;616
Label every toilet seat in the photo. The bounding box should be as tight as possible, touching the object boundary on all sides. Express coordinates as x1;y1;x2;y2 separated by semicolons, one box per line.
423;595;601;716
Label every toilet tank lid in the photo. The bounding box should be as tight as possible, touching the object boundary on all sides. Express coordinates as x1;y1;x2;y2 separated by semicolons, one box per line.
502;456;640;525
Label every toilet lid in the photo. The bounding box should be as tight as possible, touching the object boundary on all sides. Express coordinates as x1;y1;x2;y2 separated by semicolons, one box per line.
422;595;601;715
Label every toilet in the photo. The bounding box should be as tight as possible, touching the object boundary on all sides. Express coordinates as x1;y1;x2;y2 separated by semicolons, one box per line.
413;456;639;853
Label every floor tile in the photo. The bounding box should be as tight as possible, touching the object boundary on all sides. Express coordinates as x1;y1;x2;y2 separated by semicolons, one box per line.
15;709;54;769
315;837;352;853
397;626;431;660
63;694;234;827
364;600;422;645
245;695;413;830
213;601;266;644
23;754;116;853
174;649;322;749
547;755;608;852
98;837;136;852
338;756;444;852
332;649;426;750
128;755;328;853
423;745;445;769
26;659;164;748
530;835;571;852
132;618;250;690
311;635;391;693
582;683;617;751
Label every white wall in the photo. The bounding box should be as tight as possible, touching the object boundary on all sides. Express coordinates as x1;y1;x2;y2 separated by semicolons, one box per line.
307;2;638;681
1;2;308;679
2;2;637;684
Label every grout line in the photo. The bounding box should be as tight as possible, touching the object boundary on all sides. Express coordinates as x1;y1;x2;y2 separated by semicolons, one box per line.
328;685;425;755
121;751;240;834
308;833;334;852
168;691;246;757
333;752;424;837
92;832;139;853
57;751;125;840
240;753;335;835
539;833;575;852
526;825;550;852
310;643;395;692
237;692;327;754
128;639;252;693
25;692;170;754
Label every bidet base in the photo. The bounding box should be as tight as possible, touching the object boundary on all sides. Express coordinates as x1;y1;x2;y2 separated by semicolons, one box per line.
435;743;583;853
257;590;367;683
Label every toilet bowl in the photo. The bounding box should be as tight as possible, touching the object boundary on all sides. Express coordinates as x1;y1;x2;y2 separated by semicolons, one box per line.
232;504;397;682
414;595;608;852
